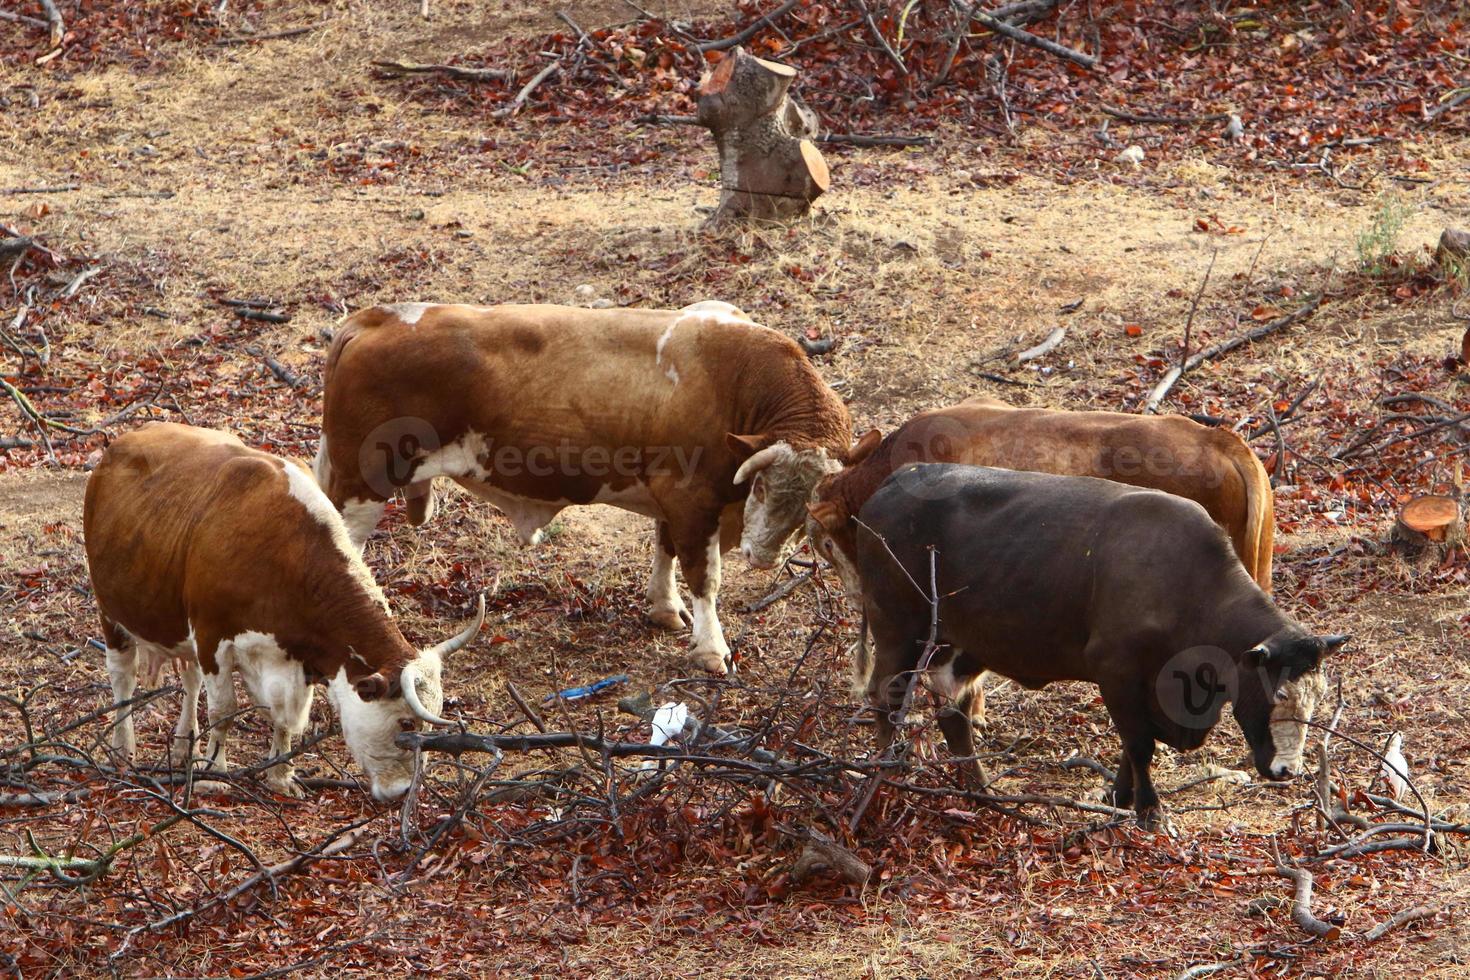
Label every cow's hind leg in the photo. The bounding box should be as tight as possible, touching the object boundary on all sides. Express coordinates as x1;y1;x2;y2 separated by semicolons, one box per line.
202;642;238;772
646;521;691;631
103;623;139;763
171;659;204;770
937;688;991;789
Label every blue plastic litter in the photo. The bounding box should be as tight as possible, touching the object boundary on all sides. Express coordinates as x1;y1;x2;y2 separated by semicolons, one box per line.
544;674;629;704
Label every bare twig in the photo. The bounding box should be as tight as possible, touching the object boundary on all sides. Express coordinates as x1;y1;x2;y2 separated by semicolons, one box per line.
1100;104;1230;126
216;21;330;45
1273;855;1342;940
741;569;814;613
1145;294;1322;414
696;0;800;54
1015;326;1066;363
968;7;1097;68
492;60;562;119
1364;905;1436;941
370;60;511;82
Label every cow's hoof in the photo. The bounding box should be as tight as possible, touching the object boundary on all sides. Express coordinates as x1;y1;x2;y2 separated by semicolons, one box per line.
1136;807;1176;836
648;607;689;631
169;739;196;770
691;648;731;676
267;776;305;799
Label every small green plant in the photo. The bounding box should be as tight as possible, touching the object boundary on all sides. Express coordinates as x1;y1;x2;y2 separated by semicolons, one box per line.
1355;194;1414;276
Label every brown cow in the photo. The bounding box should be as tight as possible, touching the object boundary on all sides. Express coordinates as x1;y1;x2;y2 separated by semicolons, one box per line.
315;301;852;674
808;396;1274;594
806;397;1274;725
85;423;483;801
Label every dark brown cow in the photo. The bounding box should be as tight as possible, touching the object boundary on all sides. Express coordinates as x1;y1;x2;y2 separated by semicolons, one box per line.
853;463;1345;828
85;423;483;801
314;301;852;674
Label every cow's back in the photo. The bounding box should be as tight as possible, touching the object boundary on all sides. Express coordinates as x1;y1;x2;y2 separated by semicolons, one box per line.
856;464;1243;684
85;425;278;648
828;399;1272;589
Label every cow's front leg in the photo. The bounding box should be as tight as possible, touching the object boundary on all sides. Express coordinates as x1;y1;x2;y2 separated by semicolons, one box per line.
670;514;730;675
170;660;204;770
646;521;691;631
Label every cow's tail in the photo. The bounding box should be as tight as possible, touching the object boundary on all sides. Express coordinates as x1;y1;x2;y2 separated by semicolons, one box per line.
1233;434;1275;592
851;611;874;697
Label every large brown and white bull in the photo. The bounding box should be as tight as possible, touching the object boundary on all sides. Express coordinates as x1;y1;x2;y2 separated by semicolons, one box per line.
314;301;852;674
84;423;482;801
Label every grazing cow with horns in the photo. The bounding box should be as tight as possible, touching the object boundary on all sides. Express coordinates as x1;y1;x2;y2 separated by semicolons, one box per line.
314;300;852;674
84;423;483;802
853;463;1346;828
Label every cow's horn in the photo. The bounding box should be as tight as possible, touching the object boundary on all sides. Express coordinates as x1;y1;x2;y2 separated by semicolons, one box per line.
1321;633;1351;649
400;662;453;727
733;445;786;485
427;594;486;659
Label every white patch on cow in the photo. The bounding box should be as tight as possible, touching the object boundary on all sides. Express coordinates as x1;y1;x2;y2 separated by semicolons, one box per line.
415;430;493;482
341;497;388;551
656;320;681;385
327;649;445;802
923;655;987;703
1267;669;1326;776
281;462;389;612
383;302;433;326
689;530;730;674
229;631;314;796
678;299;748;320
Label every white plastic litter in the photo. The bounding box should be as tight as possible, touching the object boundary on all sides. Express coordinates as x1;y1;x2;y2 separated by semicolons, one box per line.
649;702;689;747
1379;732;1409;800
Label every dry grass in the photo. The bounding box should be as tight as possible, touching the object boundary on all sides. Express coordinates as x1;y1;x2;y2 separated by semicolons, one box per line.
3;1;1470;976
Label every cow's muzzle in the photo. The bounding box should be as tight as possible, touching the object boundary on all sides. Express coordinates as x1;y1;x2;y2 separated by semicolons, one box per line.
741;544;777;570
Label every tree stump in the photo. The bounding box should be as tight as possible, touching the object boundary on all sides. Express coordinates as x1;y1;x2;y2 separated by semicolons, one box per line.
1390;494;1463;559
696;47;830;223
1436;228;1470;269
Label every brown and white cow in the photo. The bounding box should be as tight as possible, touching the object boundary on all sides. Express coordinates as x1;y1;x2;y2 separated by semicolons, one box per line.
808;396;1275;595
314;301;852;674
84;423;483;801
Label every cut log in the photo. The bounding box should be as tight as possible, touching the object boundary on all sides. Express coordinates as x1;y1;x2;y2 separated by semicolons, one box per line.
1436;228;1470;269
1390;494;1463;558
696;47;830;223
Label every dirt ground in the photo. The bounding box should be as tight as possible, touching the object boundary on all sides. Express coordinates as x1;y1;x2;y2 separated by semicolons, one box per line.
3;1;1470;977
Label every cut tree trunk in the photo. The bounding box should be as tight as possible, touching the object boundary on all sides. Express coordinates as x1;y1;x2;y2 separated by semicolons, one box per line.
1390;494;1463;559
696;46;830;223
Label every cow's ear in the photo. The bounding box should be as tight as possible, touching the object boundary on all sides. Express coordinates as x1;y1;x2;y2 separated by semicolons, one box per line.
846;429;882;465
725;432;775;461
806;500;845;533
355;672;390;702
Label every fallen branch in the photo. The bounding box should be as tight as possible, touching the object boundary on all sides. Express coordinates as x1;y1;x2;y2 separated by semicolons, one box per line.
0;9;48;30
1145;294;1322;414
696;0;800;54
1425;86;1470;122
370;60;511;82
245;347;305;387
1364;905;1436;942
59;266;104;299
742;569;814;613
1273;860;1341;940
1015;326;1066;363
816;132;933;146
968;7;1097;69
400;730;679;758
234;308;291;323
492;60;561;119
216;21;329;45
1100;104;1230;126
2;184;79;195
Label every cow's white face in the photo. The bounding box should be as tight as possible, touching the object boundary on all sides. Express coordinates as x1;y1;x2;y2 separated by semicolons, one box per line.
1266;668;1327;777
731;440;842;569
327;651;445;802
